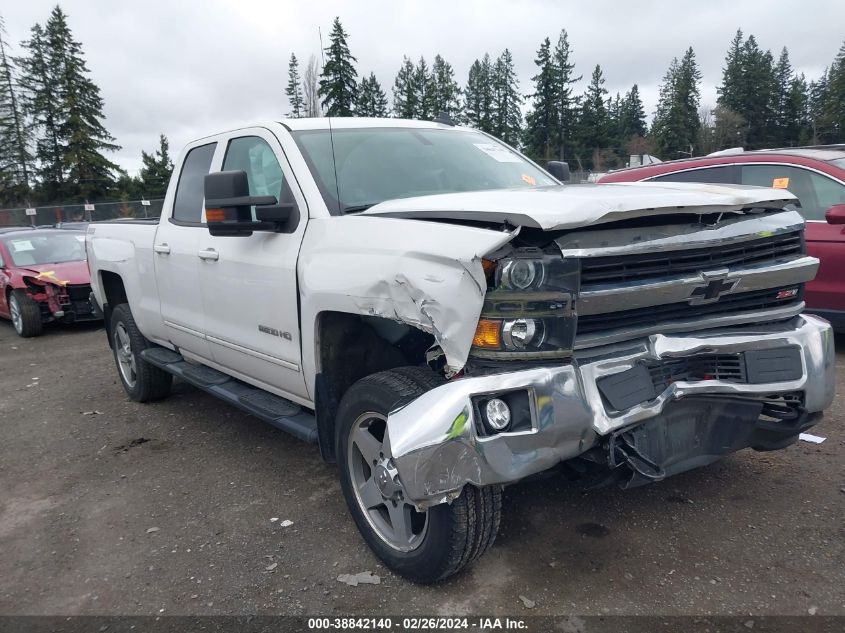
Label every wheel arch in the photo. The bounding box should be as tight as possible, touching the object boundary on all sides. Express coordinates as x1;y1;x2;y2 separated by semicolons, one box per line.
312;310;436;462
99;270;128;348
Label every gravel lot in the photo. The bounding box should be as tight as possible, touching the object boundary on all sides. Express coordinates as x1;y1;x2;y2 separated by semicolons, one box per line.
0;320;843;617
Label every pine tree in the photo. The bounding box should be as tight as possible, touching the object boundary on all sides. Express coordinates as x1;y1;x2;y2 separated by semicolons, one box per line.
463;59;484;128
491;49;522;146
430;54;461;119
819;40;845;142
49;6;120;200
18;22;65;200
618;84;647;140
318;17;357;116
139;134;174;197
392;56;417;119
523;37;557;161
576;65;611;167
651;48;702;158
717;29;745;115
0;14;32;203
355;72;388;117
413;57;434;120
285;53;305;118
717;32;777;149
552;29;580;160
743;36;776;147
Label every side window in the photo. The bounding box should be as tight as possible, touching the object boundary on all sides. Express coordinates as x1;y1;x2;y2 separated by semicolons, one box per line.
172;143;216;224
740;165;845;221
222;136;287;220
651;166;735;184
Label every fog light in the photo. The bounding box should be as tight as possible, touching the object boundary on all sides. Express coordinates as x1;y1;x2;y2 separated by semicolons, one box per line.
502;318;544;350
485;398;511;431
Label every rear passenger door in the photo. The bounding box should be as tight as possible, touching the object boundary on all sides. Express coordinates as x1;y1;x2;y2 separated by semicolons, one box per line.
153;141;218;361
197;128;309;401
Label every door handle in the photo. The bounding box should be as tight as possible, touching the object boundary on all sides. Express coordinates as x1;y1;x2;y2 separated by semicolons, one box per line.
153;243;171;254
198;248;219;261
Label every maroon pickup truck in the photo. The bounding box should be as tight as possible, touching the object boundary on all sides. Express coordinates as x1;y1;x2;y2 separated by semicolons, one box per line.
599;146;845;331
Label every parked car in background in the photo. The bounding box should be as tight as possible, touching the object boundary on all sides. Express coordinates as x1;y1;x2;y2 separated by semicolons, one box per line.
0;228;99;337
599;146;845;330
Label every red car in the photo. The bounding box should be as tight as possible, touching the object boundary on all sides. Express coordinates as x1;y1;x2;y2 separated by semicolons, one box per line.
0;228;99;337
599;146;845;330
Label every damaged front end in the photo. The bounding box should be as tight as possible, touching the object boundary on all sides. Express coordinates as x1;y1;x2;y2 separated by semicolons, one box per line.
378;207;835;510
21;274;97;324
387;315;834;509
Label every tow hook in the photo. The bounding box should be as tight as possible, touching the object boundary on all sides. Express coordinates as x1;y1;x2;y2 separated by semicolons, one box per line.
608;431;666;482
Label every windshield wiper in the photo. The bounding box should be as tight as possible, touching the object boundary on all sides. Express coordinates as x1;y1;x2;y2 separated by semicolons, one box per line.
342;202;381;214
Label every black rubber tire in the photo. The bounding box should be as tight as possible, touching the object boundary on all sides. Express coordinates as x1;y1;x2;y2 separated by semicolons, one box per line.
110;303;172;402
336;366;502;583
9;290;43;338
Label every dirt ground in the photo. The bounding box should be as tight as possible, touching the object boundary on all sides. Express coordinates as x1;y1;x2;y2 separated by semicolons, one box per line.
0;320;842;617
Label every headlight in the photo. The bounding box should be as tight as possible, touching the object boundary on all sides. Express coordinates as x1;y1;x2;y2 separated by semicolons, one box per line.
471;249;579;359
500;259;545;290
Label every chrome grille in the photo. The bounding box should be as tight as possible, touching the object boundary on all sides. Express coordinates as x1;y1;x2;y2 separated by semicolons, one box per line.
576;286;803;336
580;230;803;287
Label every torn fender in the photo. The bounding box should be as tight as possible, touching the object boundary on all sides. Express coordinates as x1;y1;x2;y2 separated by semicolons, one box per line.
298;215;514;384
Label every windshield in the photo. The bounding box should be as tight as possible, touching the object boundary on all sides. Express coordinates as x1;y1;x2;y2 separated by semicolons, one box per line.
291;127;556;214
4;232;86;267
830;158;845;170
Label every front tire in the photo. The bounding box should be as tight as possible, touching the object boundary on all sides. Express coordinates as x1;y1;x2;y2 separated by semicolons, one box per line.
110;303;172;402
336;366;502;583
9;290;43;338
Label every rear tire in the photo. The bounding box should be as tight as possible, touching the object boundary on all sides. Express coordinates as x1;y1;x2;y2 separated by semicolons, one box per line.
110;303;172;402
337;366;502;583
9;290;43;338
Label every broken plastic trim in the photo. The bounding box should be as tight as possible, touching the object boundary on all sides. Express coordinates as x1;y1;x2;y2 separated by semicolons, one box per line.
607;431;666;481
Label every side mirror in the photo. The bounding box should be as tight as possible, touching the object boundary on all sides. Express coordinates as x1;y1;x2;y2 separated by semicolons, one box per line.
204;170;298;236
824;204;845;225
546;161;570;183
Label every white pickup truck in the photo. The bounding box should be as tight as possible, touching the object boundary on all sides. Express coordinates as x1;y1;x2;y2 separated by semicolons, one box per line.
87;118;835;583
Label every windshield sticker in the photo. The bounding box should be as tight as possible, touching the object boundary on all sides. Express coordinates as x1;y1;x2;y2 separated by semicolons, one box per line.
772;177;790;189
521;174;537;186
473;143;522;163
11;240;34;252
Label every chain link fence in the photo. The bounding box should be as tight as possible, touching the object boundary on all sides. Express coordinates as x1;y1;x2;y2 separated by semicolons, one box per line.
0;199;165;228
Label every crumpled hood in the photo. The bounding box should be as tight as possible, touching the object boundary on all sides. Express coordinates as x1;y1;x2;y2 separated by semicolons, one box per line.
360;182;797;230
19;260;90;286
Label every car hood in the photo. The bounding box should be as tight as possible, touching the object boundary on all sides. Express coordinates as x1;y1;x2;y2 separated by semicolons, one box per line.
359;182;797;230
17;260;90;286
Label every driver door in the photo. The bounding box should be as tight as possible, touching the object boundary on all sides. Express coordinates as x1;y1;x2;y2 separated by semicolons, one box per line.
197;128;309;401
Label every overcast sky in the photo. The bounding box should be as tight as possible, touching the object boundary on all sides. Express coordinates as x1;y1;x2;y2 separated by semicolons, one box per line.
4;0;844;176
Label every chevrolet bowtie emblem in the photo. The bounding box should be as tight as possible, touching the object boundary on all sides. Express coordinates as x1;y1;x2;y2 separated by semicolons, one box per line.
689;273;739;305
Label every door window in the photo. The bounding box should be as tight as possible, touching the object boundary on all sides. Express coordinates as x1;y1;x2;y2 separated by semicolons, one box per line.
172;143;216;224
740;164;845;221
222;136;287;220
650;166;736;184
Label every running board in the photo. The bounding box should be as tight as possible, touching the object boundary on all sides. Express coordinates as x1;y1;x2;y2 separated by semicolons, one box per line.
140;347;318;444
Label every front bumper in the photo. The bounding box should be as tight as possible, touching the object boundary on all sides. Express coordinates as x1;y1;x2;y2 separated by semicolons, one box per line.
387;314;835;508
